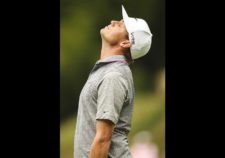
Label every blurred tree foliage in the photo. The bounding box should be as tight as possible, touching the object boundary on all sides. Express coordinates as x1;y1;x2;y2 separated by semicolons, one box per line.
60;0;165;121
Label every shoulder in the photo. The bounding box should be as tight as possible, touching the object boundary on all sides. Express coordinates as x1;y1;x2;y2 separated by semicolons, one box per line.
98;72;128;89
103;71;123;79
102;71;128;84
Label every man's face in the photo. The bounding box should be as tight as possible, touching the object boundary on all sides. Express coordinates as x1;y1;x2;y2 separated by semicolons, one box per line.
100;19;129;45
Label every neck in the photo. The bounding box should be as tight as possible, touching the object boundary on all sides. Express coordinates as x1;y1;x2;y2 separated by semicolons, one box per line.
100;42;124;60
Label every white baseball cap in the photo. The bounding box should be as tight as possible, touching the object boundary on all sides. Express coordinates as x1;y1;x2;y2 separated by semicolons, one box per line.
122;5;153;59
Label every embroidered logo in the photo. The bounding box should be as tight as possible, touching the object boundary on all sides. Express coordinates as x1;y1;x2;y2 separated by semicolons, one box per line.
130;32;135;45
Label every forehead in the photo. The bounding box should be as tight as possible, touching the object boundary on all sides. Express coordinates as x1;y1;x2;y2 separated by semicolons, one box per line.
121;20;127;32
119;19;126;28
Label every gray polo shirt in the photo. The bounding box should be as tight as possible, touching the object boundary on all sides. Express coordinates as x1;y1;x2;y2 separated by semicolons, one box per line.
74;55;134;158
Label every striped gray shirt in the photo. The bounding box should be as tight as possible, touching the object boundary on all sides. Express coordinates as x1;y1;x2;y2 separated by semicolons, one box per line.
74;55;134;158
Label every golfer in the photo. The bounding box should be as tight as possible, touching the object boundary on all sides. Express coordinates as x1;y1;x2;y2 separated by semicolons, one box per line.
74;5;153;158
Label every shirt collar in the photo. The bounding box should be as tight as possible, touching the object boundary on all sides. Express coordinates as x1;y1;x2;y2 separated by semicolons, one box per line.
96;55;127;65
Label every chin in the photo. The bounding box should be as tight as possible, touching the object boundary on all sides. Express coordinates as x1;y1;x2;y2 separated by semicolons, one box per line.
100;28;104;35
100;28;106;37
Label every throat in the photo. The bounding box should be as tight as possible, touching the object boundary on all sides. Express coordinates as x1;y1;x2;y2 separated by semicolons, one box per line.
100;45;124;60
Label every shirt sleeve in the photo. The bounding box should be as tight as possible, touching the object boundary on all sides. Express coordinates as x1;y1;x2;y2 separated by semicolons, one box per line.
96;72;128;125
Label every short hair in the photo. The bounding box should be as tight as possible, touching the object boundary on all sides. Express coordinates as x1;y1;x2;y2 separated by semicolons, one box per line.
124;49;134;64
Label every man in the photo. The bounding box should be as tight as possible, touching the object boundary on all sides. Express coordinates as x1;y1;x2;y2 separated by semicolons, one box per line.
74;5;153;158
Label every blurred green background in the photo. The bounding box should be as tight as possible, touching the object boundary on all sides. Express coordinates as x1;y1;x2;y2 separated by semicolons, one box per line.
60;0;165;158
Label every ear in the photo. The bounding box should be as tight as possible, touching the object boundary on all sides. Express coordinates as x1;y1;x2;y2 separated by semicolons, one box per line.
120;40;131;49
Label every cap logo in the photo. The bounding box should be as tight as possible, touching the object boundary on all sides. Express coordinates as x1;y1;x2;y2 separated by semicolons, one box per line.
130;32;135;45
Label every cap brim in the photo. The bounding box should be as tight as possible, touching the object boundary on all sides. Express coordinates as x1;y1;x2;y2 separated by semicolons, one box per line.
122;5;129;19
122;5;131;33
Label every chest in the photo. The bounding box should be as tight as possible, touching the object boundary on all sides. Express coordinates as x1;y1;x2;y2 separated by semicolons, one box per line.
79;71;102;104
